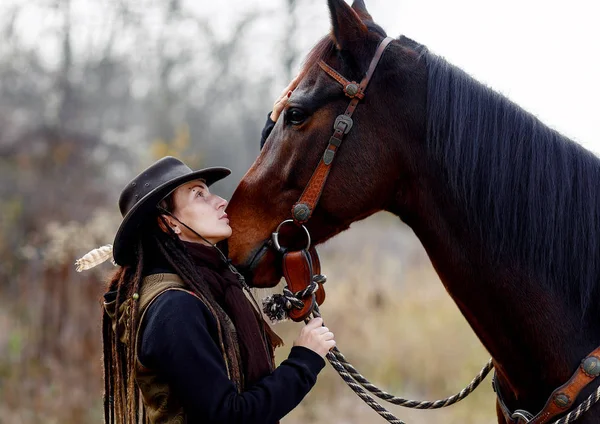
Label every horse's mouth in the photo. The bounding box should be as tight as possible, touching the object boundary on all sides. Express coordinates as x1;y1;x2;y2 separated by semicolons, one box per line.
236;240;283;288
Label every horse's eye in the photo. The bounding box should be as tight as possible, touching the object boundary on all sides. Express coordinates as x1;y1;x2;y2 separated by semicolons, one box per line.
285;108;308;125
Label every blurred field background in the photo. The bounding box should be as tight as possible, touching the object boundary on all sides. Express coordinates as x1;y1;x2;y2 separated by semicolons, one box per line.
0;211;497;424
2;0;595;423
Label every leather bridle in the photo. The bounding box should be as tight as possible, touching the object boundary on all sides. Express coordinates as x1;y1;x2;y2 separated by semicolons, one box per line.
265;37;394;322
288;36;394;225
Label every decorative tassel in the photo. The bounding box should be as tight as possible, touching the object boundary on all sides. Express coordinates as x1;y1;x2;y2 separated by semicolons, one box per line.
262;294;292;323
75;244;116;272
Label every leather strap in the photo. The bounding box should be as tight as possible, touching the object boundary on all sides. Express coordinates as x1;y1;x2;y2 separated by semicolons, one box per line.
530;346;600;423
493;375;532;424
494;345;600;424
283;250;316;322
291;36;394;224
318;62;365;100
310;246;326;306
282;247;326;322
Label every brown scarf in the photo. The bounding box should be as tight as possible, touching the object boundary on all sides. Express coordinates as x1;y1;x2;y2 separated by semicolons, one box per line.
183;241;283;387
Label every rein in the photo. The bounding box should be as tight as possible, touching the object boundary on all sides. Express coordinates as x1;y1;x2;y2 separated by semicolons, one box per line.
261;36;600;423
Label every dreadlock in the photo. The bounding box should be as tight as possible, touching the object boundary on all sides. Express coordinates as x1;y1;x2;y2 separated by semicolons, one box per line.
101;212;222;424
102;238;143;424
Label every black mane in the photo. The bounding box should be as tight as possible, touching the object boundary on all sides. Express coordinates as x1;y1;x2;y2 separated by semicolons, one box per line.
423;51;600;313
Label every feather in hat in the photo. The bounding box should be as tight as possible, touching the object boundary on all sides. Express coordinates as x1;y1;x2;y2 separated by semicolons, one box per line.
75;244;116;272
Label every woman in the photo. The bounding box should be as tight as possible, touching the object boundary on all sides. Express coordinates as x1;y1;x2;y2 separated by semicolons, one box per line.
79;78;335;423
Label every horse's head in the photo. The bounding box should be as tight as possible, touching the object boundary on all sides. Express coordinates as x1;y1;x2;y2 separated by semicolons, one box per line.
227;0;428;287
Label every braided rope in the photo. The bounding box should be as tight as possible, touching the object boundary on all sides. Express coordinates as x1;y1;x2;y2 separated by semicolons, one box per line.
331;346;493;408
270;280;600;423
311;304;492;410
262;278;321;322
325;351;405;423
553;384;600;424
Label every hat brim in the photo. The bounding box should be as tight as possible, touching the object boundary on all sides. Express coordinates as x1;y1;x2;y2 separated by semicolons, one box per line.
113;167;231;265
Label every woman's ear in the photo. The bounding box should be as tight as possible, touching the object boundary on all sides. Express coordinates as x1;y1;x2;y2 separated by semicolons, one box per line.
158;214;181;235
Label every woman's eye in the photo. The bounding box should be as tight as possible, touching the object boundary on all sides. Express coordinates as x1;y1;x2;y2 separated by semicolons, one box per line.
286;108;308;125
195;190;204;197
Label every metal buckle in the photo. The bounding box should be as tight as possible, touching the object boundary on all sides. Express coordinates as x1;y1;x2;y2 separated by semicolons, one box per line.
334;114;353;134
271;219;311;253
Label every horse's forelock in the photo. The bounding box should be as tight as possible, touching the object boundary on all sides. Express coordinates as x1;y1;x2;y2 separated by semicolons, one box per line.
296;36;336;84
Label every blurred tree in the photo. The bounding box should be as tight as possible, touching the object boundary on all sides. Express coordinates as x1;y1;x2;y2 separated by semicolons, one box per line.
0;0;278;284
283;0;299;81
0;1;282;420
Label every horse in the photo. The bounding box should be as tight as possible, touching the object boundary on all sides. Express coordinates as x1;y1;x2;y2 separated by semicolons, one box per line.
225;0;600;422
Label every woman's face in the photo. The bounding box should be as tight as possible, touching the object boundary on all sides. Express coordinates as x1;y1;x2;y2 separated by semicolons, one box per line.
164;179;232;245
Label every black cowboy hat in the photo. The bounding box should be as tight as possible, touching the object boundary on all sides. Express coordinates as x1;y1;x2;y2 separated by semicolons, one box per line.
113;156;231;266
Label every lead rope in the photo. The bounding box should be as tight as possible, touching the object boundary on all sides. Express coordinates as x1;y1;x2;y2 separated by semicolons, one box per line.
312;305;491;414
263;279;492;423
159;211;600;422
265;282;600;423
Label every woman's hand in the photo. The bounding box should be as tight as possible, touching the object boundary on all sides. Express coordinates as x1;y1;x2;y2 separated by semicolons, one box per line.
293;317;336;358
270;73;302;122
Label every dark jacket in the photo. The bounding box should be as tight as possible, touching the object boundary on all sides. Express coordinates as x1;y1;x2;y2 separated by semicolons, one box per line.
138;285;325;424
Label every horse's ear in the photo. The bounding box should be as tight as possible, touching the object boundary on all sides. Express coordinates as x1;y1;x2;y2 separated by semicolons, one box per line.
327;0;369;51
351;0;372;21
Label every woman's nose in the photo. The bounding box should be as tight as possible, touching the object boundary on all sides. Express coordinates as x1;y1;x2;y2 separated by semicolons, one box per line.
214;195;228;210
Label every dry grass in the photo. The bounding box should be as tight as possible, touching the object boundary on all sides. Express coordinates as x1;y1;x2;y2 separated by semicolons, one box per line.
0;214;498;423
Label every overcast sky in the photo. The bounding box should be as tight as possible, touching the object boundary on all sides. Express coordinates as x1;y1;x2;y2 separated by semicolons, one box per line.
6;0;599;154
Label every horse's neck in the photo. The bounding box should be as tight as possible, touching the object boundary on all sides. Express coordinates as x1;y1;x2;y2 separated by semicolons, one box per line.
384;51;600;415
393;180;582;410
